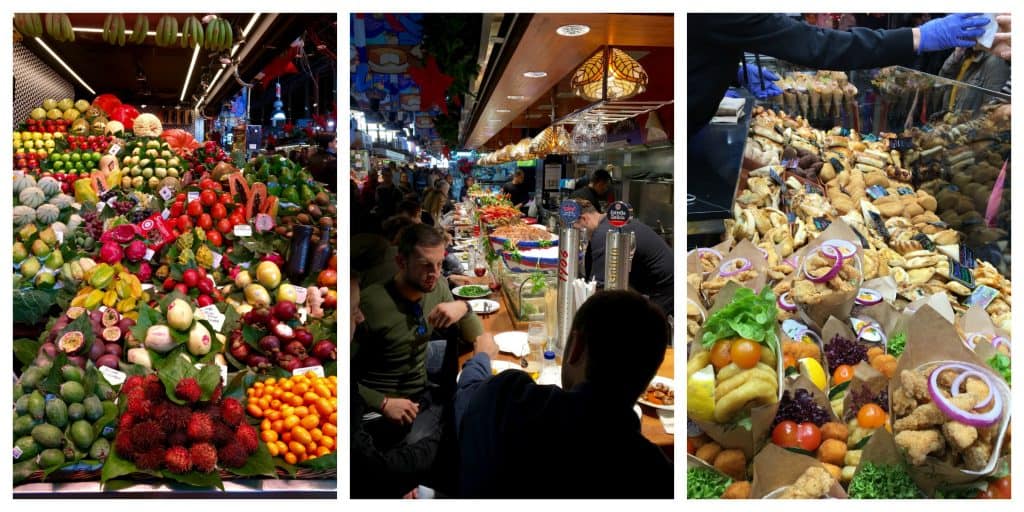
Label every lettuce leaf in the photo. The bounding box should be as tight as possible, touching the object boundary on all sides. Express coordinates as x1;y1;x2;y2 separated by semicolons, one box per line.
701;286;779;353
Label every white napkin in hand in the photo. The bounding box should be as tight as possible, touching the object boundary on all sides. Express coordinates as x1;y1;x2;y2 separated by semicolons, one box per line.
494;331;529;357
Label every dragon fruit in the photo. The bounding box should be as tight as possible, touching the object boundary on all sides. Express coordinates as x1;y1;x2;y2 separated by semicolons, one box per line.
261;253;285;267
137;262;153;282
125;240;147;262
99;241;124;264
103;224;140;244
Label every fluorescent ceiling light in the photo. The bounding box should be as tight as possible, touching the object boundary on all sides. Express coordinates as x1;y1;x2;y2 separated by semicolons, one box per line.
496;109;511;113
241;13;260;37
555;24;590;37
180;44;201;102
507;95;526;101
72;27;181;37
523;71;547;78
33;37;94;95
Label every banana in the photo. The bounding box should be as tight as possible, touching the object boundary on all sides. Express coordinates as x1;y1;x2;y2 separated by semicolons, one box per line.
102;14;112;44
45;13;56;40
205;17;217;50
166;16;178;47
156;16;166;46
15;14;27;36
193;17;204;48
118;16;126;46
31;13;42;38
222;19;232;51
65;14;74;43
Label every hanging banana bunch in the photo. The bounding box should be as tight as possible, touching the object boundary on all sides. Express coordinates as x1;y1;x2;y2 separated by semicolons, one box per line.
102;14;126;46
180;16;204;48
45;13;74;43
13;14;44;38
154;15;179;47
203;17;233;52
129;14;149;45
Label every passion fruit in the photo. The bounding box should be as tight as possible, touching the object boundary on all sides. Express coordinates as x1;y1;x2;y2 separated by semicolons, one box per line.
57;331;86;355
101;326;122;342
101;309;120;328
65;307;86;320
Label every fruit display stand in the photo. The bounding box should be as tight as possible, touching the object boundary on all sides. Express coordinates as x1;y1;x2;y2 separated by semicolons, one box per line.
12;25;339;492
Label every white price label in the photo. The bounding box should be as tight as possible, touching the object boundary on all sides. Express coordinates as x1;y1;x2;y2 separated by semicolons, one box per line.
198;304;225;332
13;446;24;460
72;202;82;210
96;201;105;212
162;208;171;219
99;366;127;386
144;248;155;261
298;307;308;324
159;186;174;201
141;283;154;291
233;224;253;237
255;213;274;232
194;363;229;386
106;196;118;207
292;365;325;378
108;143;121;156
55;230;64;244
211;251;223;269
98;305;108;312
293;286;308;304
187;191;200;202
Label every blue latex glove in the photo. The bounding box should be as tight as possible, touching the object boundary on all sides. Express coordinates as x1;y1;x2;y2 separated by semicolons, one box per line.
737;65;782;99
918;13;990;53
724;89;743;99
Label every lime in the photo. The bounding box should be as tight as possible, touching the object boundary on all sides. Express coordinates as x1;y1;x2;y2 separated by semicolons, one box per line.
687;364;716;422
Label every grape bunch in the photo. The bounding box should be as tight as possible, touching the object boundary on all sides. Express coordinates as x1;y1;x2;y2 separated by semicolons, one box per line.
112;200;135;215
81;211;105;239
99;190;117;203
129;209;154;223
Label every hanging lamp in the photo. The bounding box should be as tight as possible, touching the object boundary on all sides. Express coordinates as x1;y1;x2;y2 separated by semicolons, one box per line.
570;47;648;102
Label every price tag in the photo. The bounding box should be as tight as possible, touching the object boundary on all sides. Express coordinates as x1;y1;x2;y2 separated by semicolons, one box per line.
141;283;154;291
947;257;976;289
768;167;785;186
162;208;170;219
912;233;936;252
896;187;915;196
781;319;811;341
233;224;253;237
781;158;800;170
828;157;845;172
194;363;229;386
198;305;226;332
159;187;174;201
292;365;325;378
255;213;274;232
298;307;308;324
106;195;118;207
13;446;24;460
187;191;200;203
812;217;831;231
293;286;308;304
786;212;797;223
960;245;976;269
99;366;127;386
144;248;155;261
868;212;890;241
888;137;914;151
804;183;823;195
96;201;106;213
108;143;121;156
964;285;999;309
866;185;889;199
211;251;223;269
55;230;64;244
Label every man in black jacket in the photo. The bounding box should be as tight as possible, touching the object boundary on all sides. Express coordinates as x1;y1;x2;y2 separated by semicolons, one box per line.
455;290;672;498
570;169;612;213
688;13;991;137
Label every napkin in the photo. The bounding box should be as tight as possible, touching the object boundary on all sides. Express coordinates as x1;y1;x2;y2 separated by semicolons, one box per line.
494;331;529;357
657;409;675;435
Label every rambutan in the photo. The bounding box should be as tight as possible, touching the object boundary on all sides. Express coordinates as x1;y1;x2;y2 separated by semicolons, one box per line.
190;443;218;473
175;377;202;403
187;413;214;442
164;445;193;474
134;447;166;470
118;413;136;431
210;385;223;403
129;420;166;452
125;387;152;417
202;403;222;422
113;432;135;459
167;430;189;447
235;423;259;454
122;375;144;394
143;374;166;402
212;421;235;446
220;398;244;425
217;442;248;468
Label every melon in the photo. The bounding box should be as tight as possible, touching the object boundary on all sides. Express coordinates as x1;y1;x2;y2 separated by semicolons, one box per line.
49;194;74;210
132;114;163;137
104;121;125;136
19;187;46;208
37;177;62;197
35;204;60;225
13;206;36;227
13;175;36;195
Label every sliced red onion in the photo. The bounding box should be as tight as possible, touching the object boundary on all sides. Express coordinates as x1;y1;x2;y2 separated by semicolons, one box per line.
757;247;769;260
857;324;886;345
778;292;797;312
991;336;1010;354
719;257;752;277
803;245;843;283
798;328;822;346
784;255;798;268
855;288;883;306
964;332;989;351
695;248;723;275
823;239;858;259
927;363;1002;428
950;370;995;409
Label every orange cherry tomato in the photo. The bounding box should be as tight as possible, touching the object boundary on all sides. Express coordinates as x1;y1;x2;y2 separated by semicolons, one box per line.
709;340;733;370
729;339;761;369
832;364;855;386
783;354;797;371
857;403;887;429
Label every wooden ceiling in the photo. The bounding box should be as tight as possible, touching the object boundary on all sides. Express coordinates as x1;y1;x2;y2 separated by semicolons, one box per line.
465;13;673;149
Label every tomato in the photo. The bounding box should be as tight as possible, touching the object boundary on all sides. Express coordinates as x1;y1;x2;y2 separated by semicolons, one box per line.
857;403;887;429
783;354;797;370
989;475;1011;499
187;200;205;218
206;230;223;247
230;213;245;226
177;215;193;232
687;437;697;455
200;189;217;206
709;340;733;370
729;339;761;369
796;422;822;451
200;178;216;190
771;420;799;448
217;218;233;234
169;201;184;218
197;213;213;230
977;488;994;499
832;364;855;386
219;192;233;205
210;203;227;220
175;193;186;202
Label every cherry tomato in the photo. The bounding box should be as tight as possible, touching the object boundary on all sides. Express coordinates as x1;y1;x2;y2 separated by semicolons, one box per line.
709;340;733;370
771;420;799;448
730;339;761;369
177;215;193;232
187;200;204;217
216;218;233;234
229;213;245;226
210;203;227;220
175;193;186;202
857;403;887;429
200;178;216;190
200;189;217;206
197;213;213;230
832;364;855;386
989;475;1011;499
169;201;184;218
977;488;994;499
796;422;822;451
206;230;223;247
219;192;233;205
783;354;797;370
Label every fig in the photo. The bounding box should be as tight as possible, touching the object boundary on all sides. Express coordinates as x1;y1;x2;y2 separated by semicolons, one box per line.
187;323;212;356
272;301;297;321
127;347;152;369
57;331;86;354
101;327;122;342
311;340;336;361
101;309;120;328
292;328;313;349
244;308;270;326
105;344;123;358
144;325;176;353
258;335;281;354
284;341;306;358
96;354;120;369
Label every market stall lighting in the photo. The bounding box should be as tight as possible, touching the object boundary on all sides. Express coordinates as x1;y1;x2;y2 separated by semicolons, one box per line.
507;95;526;100
33;37;95;95
496;108;511;113
180;44;201;102
570;47;648;102
555;24;590;37
241;13;261;37
523;71;547;78
71;27;182;37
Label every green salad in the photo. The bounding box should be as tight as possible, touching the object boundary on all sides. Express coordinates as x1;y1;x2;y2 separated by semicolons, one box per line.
687;467;732;499
457;285;489;297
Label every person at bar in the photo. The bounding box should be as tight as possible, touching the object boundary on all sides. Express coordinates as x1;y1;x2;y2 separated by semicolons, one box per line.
501;169;531;210
570;169;612;213
454;290;672;498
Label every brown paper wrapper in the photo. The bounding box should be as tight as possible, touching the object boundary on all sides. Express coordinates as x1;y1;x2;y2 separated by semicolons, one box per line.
686;284;708;352
792;221;863;330
781;373;839;423
687;240;733;306
840;361;886;423
859;276;898;304
888;305;1012;495
703;238;768;305
855;300;901;346
751;444;848;499
959;305;1001;361
850;427;920;496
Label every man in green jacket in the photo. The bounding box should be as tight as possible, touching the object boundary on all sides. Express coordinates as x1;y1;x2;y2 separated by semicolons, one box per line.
354;223;485;451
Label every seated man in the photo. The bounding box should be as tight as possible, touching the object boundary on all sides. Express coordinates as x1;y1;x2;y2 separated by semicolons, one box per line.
354;224;484;451
455;290;673;498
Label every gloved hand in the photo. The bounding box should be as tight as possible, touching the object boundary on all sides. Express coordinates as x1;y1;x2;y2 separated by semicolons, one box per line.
918;13;990;53
736;65;782;99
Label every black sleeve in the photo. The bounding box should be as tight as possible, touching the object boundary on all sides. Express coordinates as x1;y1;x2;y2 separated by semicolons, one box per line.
698;14;916;71
588;225;608;283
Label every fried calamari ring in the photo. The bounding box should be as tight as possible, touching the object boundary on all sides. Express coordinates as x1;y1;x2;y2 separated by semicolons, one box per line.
687;352;712;378
715;367;779;402
714;378;780;422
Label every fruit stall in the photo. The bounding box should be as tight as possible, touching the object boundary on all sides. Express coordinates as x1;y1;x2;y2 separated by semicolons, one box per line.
686;66;1011;498
13;13;339;497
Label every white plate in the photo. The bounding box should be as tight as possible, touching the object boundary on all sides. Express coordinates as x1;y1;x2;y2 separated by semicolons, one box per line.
637;375;675;410
493;331;529;357
468;299;500;315
452;285;491;299
491;360;521;374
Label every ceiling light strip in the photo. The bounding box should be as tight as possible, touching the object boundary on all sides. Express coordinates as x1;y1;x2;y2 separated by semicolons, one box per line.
180;44;201;102
33;37;95;95
71;27;182;37
241;13;261;37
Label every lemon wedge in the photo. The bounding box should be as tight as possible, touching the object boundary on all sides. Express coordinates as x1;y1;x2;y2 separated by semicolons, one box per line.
687;364;716;422
799;357;827;391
